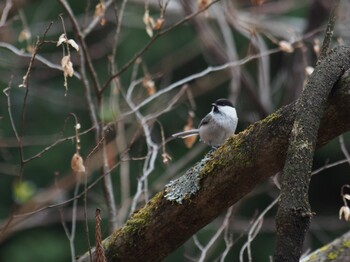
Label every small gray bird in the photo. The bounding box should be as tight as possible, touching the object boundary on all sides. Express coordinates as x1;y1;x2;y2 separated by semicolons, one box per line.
172;98;238;147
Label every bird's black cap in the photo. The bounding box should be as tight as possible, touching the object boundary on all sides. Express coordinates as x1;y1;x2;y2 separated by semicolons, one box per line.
213;98;234;108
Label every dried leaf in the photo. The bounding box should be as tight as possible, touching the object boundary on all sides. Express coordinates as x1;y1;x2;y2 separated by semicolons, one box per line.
57;33;67;46
143;9;150;25
18;29;31;42
71;153;86;174
143;10;155;37
67;39;80;51
142;75;156;96
184;135;197;148
99;18;106;26
183;123;197;148
339;206;350;221
197;0;212;10
279;41;294;53
162;152;172;165
94;2;105;18
146;25;153;37
26;45;35;53
155;18;165;30
61;55;74;77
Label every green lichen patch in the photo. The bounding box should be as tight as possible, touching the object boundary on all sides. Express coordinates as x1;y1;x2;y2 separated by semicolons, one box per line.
343;240;350;248
327;251;338;260
164;168;201;204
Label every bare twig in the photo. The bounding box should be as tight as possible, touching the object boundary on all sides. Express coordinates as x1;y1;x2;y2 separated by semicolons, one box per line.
240;197;279;262
58;0;102;97
24;126;94;163
197;206;234;262
0;0;13;27
0;42;81;79
58;179;80;262
312;158;350;176
101;0;222;93
339;135;350;165
82;0;113;36
10;22;53;178
120;48;280;119
58;0;119;231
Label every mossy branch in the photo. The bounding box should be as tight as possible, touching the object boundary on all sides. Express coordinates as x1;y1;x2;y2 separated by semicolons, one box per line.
301;230;350;262
78;53;350;262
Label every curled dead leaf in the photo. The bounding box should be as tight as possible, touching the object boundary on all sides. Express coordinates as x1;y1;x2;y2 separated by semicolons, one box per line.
61;55;74;77
279;41;294;53
197;0;212;10
71;153;86;174
18;29;31;42
155;18;165;30
183;122;197;148
142;75;156;96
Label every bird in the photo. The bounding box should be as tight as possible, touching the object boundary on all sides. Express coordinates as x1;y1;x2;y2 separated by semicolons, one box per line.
172;98;238;147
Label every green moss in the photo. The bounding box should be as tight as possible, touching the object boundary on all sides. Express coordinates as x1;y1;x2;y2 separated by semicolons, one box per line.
327;251;338;260
318;245;330;252
107;192;164;251
343;240;350;248
264;111;281;123
123;192;163;235
309;253;317;261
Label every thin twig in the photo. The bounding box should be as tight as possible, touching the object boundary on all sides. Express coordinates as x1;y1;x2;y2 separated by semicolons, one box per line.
0;0;13;27
0;42;81;79
312;158;350;176
240;196;279;262
58;0;102;97
339;135;350;165
24;126;94;163
101;0;222;93
57;178;80;262
14;22;53;178
82;0;113;36
317;0;341;64
197;206;234;262
120;48;280;119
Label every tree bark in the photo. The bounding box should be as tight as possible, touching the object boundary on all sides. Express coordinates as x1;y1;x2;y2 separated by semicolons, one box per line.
275;46;350;261
78;56;350;262
301;230;350;262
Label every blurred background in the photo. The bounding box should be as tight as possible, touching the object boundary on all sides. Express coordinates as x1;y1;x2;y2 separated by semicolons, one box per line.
1;0;350;261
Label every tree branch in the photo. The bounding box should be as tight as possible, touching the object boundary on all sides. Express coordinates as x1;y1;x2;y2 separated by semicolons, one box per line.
301;230;350;262
275;0;344;258
275;45;350;261
77;52;350;261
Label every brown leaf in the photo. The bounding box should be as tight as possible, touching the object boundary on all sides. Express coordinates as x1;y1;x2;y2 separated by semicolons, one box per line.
71;153;86;174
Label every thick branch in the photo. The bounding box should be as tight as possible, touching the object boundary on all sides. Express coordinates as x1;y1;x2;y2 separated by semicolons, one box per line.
275;46;350;261
77;62;350;261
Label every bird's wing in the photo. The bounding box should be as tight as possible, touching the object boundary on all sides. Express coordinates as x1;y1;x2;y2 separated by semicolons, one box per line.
198;114;211;127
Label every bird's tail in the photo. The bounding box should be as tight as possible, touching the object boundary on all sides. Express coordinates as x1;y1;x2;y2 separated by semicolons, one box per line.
172;129;199;138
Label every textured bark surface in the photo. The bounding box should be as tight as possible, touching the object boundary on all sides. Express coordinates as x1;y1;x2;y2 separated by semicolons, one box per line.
275;46;350;262
301;230;350;262
77;64;350;262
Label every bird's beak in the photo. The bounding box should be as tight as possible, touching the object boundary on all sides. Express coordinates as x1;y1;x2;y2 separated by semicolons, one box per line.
211;103;216;106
